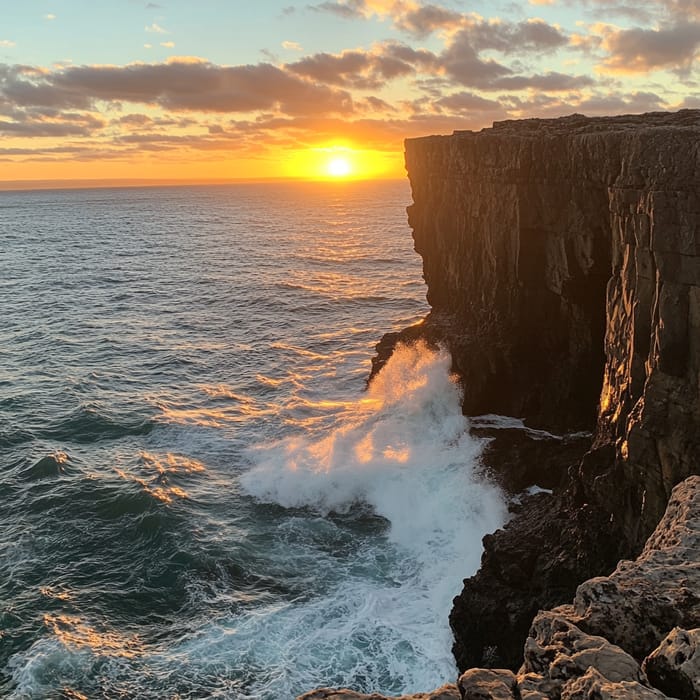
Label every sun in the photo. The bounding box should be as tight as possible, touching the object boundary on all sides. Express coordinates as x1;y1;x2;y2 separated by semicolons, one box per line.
327;157;352;177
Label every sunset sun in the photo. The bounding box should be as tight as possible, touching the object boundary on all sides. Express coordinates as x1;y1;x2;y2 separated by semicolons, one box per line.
327;157;352;177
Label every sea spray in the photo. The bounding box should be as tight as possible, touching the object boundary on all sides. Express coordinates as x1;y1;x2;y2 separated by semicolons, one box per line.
240;341;507;694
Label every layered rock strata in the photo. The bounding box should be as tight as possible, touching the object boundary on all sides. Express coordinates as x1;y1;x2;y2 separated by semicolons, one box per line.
392;111;700;669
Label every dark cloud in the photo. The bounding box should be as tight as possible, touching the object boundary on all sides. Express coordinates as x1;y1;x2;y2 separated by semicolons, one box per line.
465;19;568;54
505;90;668;118
602;22;700;72
0;58;354;116
0;110;104;137
287;49;413;88
439;37;513;88
493;72;595;91
435;19;569;88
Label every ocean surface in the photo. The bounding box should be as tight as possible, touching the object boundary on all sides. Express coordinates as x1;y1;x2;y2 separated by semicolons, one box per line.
0;180;507;699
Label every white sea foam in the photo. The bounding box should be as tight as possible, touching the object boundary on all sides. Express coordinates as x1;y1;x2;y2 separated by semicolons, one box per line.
239;341;508;695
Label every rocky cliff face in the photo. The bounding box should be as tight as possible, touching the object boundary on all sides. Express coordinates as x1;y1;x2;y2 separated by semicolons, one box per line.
392;111;700;671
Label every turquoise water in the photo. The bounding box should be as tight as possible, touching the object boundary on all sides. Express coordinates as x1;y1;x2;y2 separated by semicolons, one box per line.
0;181;506;698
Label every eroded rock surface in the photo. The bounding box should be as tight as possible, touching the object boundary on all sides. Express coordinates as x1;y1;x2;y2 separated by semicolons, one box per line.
644;627;700;700
456;477;700;700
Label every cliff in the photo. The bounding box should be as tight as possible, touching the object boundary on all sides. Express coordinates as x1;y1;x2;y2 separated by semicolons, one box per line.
384;110;700;671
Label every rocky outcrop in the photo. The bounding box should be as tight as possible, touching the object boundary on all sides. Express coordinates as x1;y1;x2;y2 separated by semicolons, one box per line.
385;110;700;670
459;476;700;700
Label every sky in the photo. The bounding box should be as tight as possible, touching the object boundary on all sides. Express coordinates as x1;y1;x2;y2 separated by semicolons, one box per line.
0;0;698;183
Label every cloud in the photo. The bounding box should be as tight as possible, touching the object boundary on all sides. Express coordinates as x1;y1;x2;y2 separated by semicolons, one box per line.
394;4;464;37
434;90;504;112
0;40;16;48
44;13;56;20
0;109;104;137
505;89;668;117
0;58;354;117
494;71;595;90
311;0;464;35
160;41;175;48
600;22;700;72
311;1;364;18
282;41;303;51
145;23;168;33
287;47;415;88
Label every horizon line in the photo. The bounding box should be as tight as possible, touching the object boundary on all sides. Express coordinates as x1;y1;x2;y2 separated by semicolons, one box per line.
0;174;406;193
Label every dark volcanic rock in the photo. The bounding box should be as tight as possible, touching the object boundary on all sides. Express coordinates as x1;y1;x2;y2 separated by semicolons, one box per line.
449;478;624;671
392;110;700;672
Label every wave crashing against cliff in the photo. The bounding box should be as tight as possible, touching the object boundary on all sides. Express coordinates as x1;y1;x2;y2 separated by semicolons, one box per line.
242;341;506;695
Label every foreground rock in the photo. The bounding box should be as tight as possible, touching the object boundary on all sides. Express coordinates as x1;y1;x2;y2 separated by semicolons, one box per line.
459;476;700;700
297;684;459;700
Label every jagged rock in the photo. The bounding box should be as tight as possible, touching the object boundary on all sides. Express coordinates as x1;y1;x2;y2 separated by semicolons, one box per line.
523;611;645;685
643;627;700;700
564;477;700;659
470;424;591;495
449;483;624;671
397;110;700;670
442;477;700;700
457;668;516;699
560;667;670;699
296;684;459;700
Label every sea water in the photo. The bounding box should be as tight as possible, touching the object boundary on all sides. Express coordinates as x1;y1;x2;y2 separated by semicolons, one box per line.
0;181;507;699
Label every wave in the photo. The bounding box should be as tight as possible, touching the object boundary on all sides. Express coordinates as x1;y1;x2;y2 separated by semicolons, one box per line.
41;404;154;444
239;341;507;695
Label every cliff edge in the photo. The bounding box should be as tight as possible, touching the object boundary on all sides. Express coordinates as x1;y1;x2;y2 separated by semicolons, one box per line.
387;110;700;671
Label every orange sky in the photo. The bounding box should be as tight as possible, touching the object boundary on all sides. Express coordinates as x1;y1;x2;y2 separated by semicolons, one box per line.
0;1;698;185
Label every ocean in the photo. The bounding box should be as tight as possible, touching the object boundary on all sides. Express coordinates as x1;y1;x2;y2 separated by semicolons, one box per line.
0;180;507;699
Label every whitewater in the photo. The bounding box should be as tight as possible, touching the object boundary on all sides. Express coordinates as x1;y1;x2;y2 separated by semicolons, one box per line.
0;181;507;698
